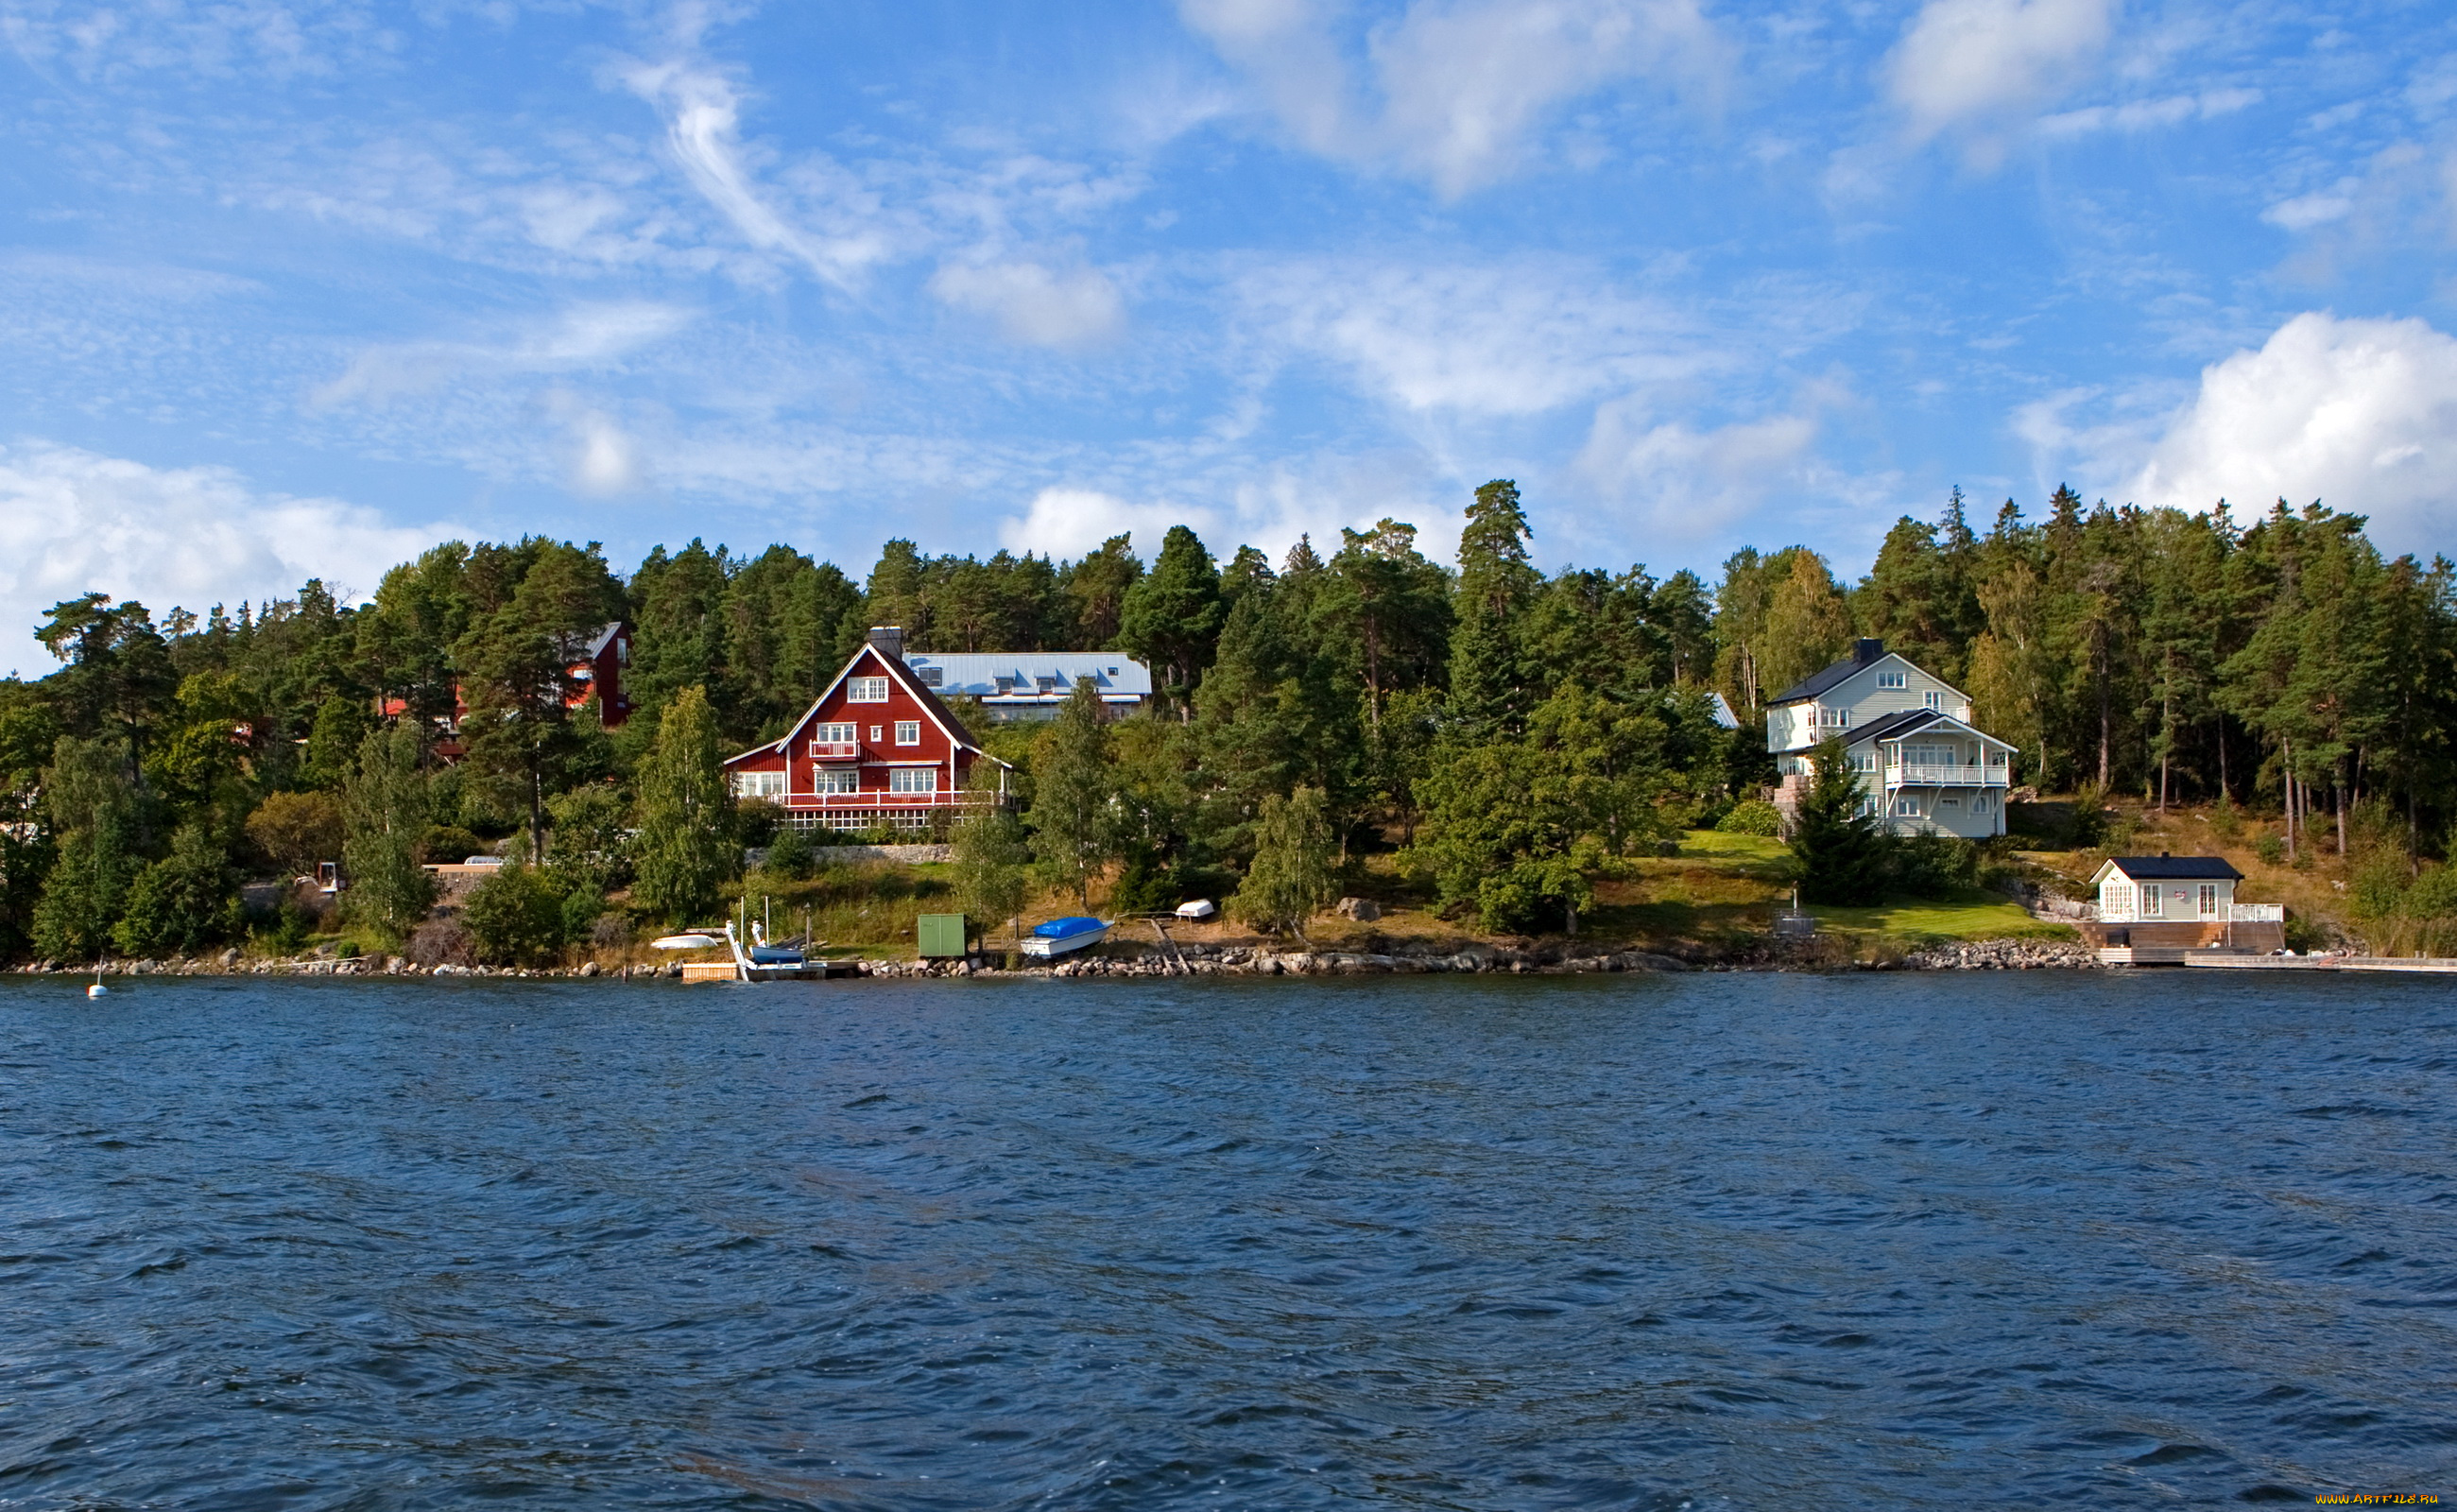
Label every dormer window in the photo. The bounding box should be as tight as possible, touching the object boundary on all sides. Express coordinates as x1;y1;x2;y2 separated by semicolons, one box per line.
1035;676;1060;694
916;666;943;686
994;676;1017;693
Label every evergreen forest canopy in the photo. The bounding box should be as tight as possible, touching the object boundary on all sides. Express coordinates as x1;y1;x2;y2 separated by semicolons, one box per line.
1;481;2451;962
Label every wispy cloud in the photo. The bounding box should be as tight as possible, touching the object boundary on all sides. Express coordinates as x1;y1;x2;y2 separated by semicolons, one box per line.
929;260;1128;349
313;301;696;405
617;55;896;290
1180;0;1727;198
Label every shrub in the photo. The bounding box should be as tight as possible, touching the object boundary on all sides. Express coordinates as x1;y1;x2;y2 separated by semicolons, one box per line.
114;824;244;956
2208;792;2242;842
2254;833;2285;867
406;915;474;968
1887;833;1977;900
419;825;489;866
764;824;816;881
1715;799;1783;836
460;861;569;966
246;791;344;878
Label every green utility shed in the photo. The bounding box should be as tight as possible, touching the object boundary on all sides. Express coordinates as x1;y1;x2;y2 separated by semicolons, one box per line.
916;913;968;958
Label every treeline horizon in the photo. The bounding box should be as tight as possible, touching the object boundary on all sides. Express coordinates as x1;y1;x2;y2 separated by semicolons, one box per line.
2;478;2452;963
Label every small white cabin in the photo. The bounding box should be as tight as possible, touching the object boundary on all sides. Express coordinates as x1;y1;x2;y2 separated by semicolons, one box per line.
2088;855;2260;923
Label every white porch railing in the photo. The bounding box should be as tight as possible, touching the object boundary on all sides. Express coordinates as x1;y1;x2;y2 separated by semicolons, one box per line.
779;788;985;812
1887;764;2010;786
2088;902;2284;924
2229;902;2284;922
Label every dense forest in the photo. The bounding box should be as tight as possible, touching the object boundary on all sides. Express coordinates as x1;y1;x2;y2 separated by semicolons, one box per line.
2;479;2451;964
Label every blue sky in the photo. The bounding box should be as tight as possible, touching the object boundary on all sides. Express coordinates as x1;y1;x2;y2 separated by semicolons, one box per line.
4;0;2456;670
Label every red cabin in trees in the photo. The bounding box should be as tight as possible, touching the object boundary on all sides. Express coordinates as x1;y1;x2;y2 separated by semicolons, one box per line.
722;627;1008;830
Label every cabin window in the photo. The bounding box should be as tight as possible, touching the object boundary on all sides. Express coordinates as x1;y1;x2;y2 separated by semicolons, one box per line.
848;676;889;703
1876;670;1906;689
888;767;937;794
815;769;859;794
2198;884;2218;916
2139;884;2162;918
895;721;920;745
916;667;943;686
731;769;785;799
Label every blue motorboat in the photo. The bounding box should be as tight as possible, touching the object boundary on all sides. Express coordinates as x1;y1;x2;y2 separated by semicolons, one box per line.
1021;916;1110;958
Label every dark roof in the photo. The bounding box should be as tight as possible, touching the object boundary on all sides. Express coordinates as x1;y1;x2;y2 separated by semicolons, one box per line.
2105;855;2243;881
1842;708;1942;746
1768;656;1872;706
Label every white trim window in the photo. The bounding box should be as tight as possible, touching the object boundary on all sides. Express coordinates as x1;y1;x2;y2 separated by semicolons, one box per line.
2198;884;2219;916
894;720;920;746
1876;670;1906;689
1937;795;1960;810
847;676;889;703
813;721;855;749
1924;691;1944;710
1894;797;1920;816
731;769;785;799
815;769;859;794
888;767;937;794
2139;884;2162;918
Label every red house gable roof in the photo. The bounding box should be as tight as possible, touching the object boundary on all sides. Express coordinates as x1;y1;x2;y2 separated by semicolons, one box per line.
724;642;1005;768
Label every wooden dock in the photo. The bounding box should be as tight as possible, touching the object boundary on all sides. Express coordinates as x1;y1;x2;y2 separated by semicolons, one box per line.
2179;954;2457;975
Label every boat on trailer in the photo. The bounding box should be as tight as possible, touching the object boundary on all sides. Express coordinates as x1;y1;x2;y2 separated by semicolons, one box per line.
1021;916;1110;959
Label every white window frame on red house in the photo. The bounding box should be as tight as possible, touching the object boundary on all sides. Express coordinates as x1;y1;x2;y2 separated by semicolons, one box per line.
815;768;859;794
813;722;855;749
888;767;937;794
894;720;920;745
847;676;889;702
732;769;785;798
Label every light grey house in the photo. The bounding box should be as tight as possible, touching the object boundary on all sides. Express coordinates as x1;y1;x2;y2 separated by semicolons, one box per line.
897;651;1154;722
1766;639;2016;838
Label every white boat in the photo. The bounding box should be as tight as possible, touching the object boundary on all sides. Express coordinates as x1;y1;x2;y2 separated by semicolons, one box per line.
1174;899;1216;919
649;933;726;951
1021;916;1109;958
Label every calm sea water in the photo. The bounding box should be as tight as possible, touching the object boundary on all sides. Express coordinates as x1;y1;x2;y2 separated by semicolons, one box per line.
1;972;2451;1509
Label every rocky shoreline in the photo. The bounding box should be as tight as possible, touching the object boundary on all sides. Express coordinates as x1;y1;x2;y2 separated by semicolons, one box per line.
10;936;2104;980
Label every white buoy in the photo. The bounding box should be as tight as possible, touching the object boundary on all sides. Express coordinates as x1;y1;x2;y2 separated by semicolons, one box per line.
87;963;109;999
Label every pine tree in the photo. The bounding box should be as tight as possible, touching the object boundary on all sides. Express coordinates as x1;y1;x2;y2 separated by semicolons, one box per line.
633;685;731;925
1789;736;1887;905
1117;524;1226;716
1450;479;1538;732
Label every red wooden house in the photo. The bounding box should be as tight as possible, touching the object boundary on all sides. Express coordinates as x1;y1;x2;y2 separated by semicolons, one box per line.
722;627;1008;831
387;621;632;760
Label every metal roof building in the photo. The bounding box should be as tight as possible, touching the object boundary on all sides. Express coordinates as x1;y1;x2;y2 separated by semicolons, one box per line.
899;652;1154;721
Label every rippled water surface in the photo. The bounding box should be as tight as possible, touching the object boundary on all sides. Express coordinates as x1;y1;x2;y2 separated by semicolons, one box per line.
3;972;2453;1509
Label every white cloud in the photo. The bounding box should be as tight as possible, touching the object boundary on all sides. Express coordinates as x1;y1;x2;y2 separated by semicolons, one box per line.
541;391;647;497
1181;0;1727;198
1243;260;1714;415
619;57;893;290
2262;184;2358;232
2037;87;2259;141
2126;312;2457;556
927;261;1128;349
314;301;696;405
0;442;452;675
996;487;1216;558
1885;0;2115;166
1572;387;1836;544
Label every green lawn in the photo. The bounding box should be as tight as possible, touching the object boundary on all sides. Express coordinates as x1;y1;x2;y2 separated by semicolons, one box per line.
1807;893;2074;943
